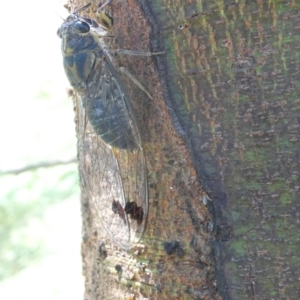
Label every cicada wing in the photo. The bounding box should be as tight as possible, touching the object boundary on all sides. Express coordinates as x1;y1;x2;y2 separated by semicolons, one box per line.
113;145;148;246
77;53;148;249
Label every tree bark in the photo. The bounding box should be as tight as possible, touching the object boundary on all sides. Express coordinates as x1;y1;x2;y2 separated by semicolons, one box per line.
73;0;300;299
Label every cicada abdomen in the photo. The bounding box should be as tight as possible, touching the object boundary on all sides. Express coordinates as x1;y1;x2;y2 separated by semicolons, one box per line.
57;3;148;249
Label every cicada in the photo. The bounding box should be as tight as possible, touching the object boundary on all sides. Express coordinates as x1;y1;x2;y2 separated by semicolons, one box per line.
57;2;148;249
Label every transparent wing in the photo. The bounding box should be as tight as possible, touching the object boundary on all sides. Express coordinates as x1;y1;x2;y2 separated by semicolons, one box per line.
77;53;148;249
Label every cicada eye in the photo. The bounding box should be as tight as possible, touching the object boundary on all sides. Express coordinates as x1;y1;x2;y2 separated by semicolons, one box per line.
57;28;62;38
74;20;90;33
81;17;99;28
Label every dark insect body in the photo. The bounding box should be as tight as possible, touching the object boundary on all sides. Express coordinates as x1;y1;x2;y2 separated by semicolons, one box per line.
58;3;136;149
163;240;185;257
112;199;126;224
98;242;107;259
124;201;144;225
57;2;148;249
115;264;123;274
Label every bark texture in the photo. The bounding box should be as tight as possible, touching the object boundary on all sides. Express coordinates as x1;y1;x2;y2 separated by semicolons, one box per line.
73;0;300;299
145;0;300;299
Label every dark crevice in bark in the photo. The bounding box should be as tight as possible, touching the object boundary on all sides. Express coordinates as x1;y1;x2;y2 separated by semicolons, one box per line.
138;0;230;299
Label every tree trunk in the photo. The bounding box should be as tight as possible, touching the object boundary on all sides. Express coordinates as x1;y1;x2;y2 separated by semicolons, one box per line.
73;0;300;299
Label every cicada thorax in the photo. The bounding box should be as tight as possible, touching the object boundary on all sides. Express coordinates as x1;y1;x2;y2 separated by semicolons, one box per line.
62;35;98;86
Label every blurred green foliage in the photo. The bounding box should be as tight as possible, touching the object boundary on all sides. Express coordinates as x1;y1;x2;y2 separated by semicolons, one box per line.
0;165;79;281
0;0;83;298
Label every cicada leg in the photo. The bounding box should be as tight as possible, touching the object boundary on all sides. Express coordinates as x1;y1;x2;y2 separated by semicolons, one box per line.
98;0;114;11
118;67;153;100
97;0;114;30
96;1;165;99
116;49;165;56
115;50;165;99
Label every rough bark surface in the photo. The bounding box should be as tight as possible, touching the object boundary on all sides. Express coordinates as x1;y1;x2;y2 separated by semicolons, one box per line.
145;0;300;299
70;0;300;299
73;0;218;299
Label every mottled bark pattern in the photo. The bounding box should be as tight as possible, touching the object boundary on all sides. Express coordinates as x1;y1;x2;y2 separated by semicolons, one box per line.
147;0;300;299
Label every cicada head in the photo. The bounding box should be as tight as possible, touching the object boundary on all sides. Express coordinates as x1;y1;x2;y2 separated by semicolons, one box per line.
57;10;107;88
57;14;103;56
57;3;113;88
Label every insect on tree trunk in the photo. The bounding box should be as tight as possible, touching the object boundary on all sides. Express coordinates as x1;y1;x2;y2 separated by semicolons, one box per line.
67;0;300;299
